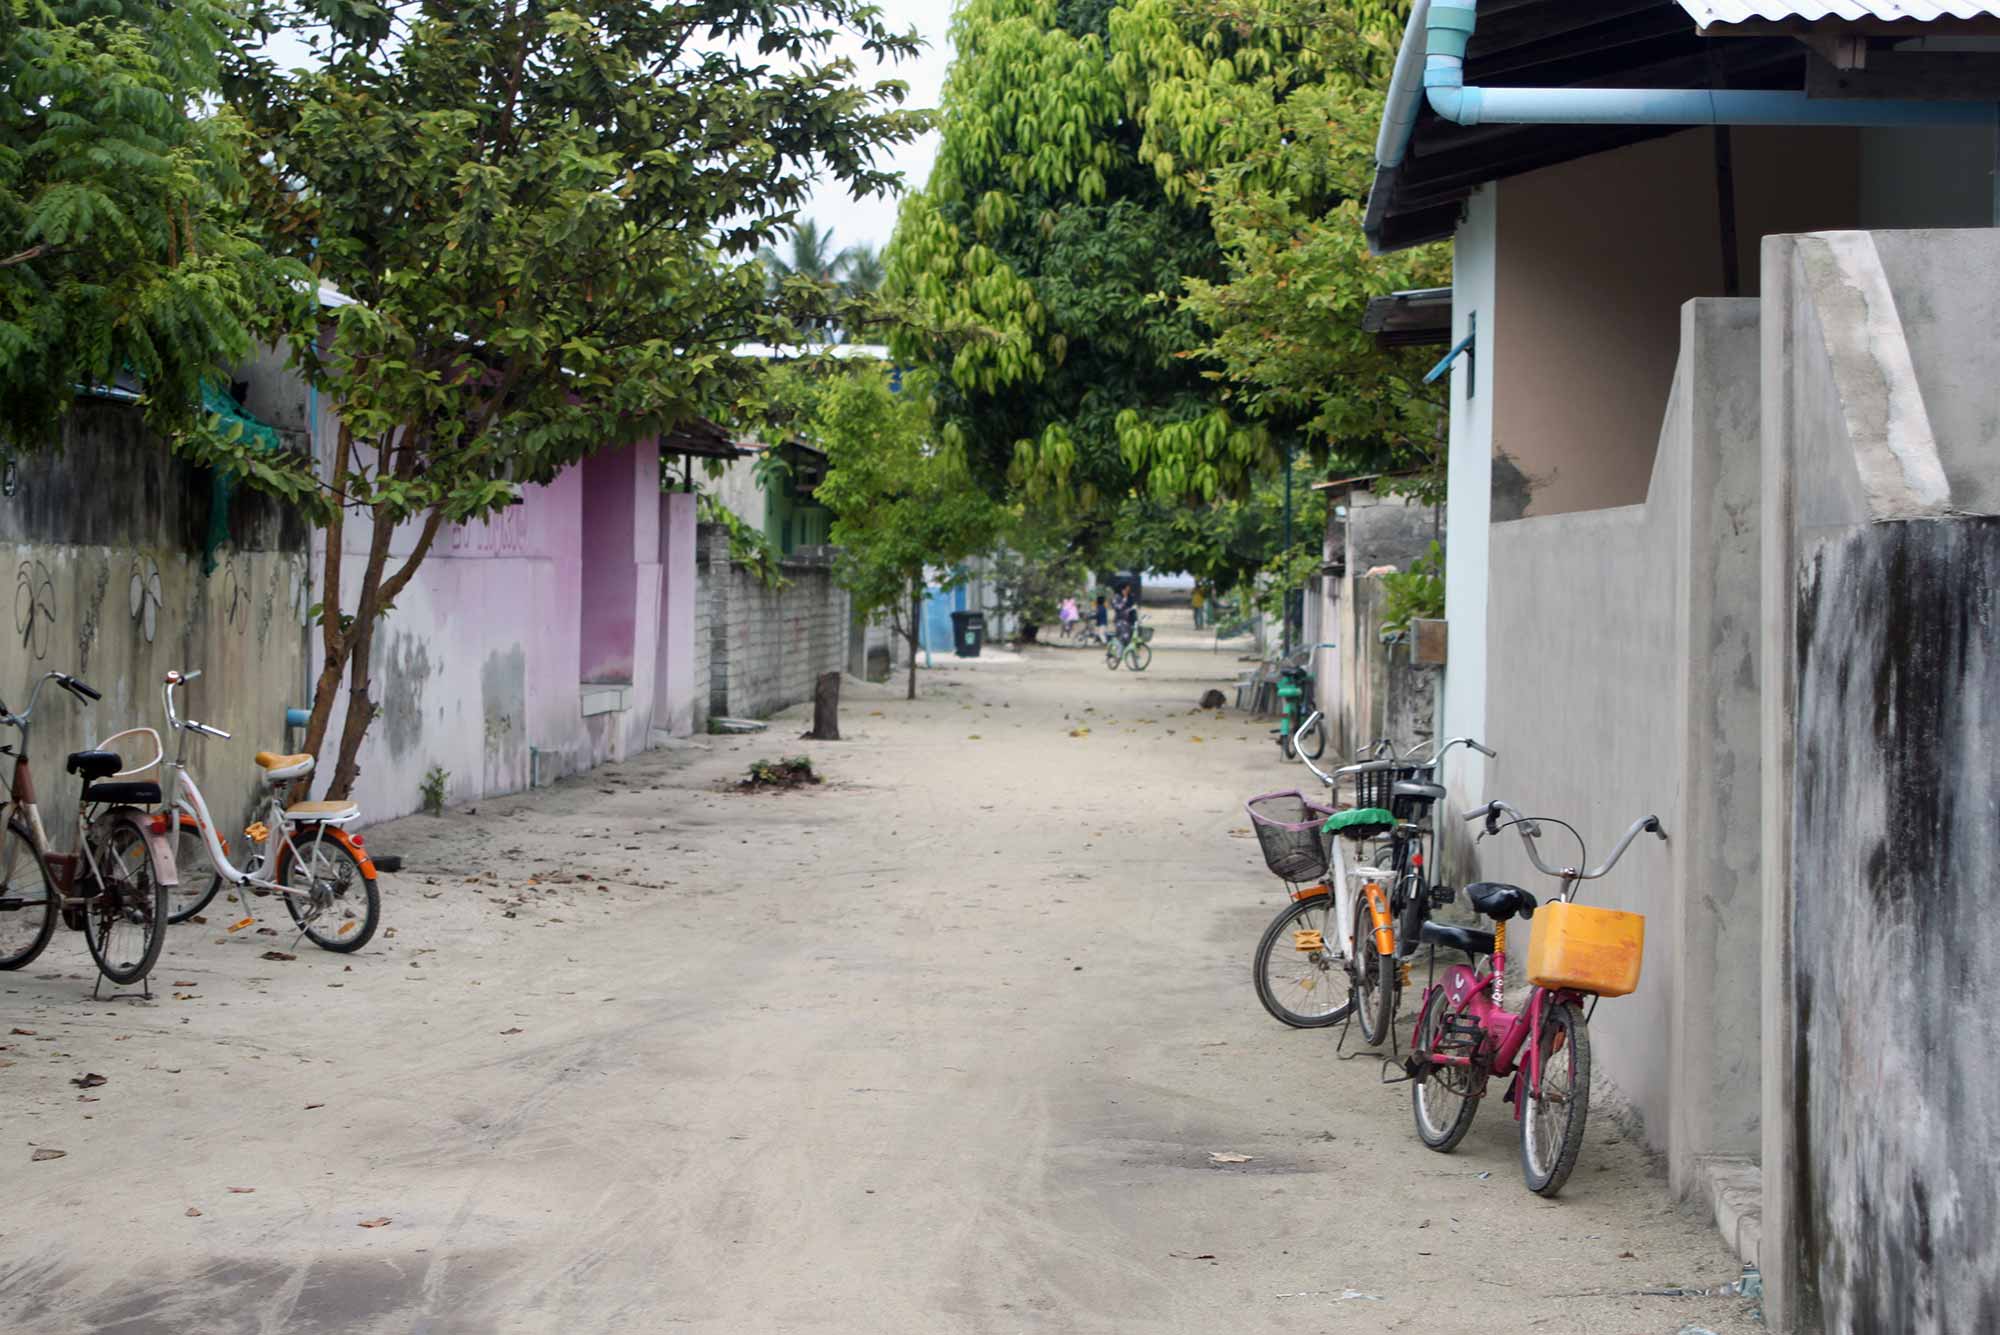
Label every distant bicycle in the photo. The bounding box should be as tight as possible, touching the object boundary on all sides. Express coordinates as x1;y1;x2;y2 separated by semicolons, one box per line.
1104;622;1153;671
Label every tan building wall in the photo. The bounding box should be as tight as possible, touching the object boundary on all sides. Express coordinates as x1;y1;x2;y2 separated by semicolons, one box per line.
1493;128;1861;519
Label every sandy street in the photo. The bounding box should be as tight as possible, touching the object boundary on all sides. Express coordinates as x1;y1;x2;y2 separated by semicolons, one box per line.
1;613;1760;1334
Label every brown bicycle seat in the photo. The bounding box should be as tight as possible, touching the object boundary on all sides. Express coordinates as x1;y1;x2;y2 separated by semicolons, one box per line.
254;751;313;771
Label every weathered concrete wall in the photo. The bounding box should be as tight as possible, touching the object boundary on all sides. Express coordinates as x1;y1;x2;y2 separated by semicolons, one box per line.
697;525;852;720
1480;300;1763;1173
1336;492;1439;757
0;403;308;848
1789;519;2000;1335
1760;229;1999;1333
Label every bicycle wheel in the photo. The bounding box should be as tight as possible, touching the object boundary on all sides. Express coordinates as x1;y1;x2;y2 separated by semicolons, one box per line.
1127;642;1152;671
81;817;168;986
1252;895;1354;1028
278;832;379;952
1520;998;1591;1197
1411;986;1482;1151
1299;714;1327;761
1352;891;1395;1045
166;814;225;923
1277;711;1297;759
1104;642;1121;670
0;817;58;970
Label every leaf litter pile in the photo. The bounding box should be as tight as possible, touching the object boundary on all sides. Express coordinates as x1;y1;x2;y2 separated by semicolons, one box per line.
735;756;822;794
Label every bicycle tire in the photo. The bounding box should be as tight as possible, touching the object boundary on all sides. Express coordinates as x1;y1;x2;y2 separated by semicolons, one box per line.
0;816;58;970
1277;712;1297;759
1299;715;1327;761
1104;643;1121;670
166;814;225;923
278;832;380;952
1252;895;1354;1028
1127;642;1152;671
1352;891;1395;1046
1520;999;1591;1197
81;815;167;987
1411;986;1482;1151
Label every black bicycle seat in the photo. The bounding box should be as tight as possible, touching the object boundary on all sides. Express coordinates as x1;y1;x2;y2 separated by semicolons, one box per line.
1420;919;1495;961
1466;882;1538;922
65;750;120;781
1393;779;1447;803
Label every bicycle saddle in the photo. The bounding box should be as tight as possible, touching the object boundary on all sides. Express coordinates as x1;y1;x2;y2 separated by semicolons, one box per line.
66;750;120;781
1393;779;1447;803
1420;919;1495;962
1466;882;1538;921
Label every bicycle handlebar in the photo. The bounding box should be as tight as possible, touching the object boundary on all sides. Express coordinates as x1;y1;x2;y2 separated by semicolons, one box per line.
163;670;230;741
1467;799;1667;883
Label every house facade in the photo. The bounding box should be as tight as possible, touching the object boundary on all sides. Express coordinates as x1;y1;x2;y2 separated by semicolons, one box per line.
1368;4;2000;1330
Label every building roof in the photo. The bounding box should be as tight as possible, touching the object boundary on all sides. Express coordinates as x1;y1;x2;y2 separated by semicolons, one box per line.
659;417;749;460
1679;0;2000;23
1361;287;1455;348
1368;1;1811;253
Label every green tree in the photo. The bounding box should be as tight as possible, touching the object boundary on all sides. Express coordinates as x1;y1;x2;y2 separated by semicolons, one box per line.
812;364;1001;699
211;0;926;797
885;0;1247;513
0;0;302;446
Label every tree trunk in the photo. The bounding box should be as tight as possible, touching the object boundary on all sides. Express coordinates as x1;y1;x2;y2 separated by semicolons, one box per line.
809;671;841;740
907;584;921;700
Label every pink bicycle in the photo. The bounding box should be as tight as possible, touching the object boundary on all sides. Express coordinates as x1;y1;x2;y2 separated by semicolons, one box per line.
1405;799;1664;1196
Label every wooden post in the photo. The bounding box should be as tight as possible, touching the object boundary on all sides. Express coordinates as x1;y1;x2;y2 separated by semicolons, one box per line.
809;670;841;740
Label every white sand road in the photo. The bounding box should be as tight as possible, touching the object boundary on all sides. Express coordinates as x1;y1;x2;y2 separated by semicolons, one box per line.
0;614;1760;1333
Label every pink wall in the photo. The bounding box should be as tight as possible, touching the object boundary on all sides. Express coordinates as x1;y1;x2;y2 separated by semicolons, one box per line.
307;421;696;820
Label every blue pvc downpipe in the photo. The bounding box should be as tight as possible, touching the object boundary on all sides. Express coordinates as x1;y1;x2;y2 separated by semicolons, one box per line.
1419;1;1998;131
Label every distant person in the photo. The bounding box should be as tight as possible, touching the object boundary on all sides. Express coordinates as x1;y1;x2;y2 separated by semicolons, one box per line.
1093;594;1108;633
1190;585;1206;629
1059;596;1079;632
1113;587;1137;639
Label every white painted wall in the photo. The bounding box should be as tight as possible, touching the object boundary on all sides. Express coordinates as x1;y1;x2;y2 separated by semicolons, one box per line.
1440;186;1498;862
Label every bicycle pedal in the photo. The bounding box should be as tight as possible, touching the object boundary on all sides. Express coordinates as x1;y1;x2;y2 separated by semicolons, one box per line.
226;916;255;934
1293;930;1325;952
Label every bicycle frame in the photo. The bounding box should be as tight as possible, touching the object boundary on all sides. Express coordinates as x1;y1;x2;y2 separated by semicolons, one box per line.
158;672;345;921
1422;938;1582;1119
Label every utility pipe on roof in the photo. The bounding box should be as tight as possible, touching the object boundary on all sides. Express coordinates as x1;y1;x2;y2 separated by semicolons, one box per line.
1422;1;1997;128
1375;0;1432;169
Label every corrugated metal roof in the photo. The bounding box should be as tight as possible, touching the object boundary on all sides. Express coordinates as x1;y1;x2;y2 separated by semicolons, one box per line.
1679;1;2000;22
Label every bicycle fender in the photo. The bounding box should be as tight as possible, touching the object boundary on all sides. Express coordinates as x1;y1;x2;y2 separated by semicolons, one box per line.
103;806;179;888
296;825;377;879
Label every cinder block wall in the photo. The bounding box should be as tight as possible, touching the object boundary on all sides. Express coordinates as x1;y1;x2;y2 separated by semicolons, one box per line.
695;525;851;722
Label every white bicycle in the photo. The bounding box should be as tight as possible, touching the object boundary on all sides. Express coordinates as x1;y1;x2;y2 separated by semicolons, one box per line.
159;670;380;951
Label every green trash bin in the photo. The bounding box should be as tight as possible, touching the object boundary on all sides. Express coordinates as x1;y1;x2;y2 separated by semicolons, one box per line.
951;610;986;657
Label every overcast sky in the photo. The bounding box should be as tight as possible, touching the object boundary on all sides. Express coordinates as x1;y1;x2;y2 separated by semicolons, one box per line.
802;0;955;256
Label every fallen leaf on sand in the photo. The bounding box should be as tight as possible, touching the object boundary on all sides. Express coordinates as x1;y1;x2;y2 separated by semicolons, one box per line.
967;735;981;740
1618;1251;1636;1260
260;951;296;962
500;1028;524;1035
228;1187;255;1194
358;1217;391;1229
1068;727;1090;738
70;1073;106;1089
304;1103;325;1110
185;1207;202;1217
11;1027;34;1036
31;1148;65;1162
1169;1252;1218;1261
171;981;196;987
1190;736;1204;743
1208;1152;1254;1164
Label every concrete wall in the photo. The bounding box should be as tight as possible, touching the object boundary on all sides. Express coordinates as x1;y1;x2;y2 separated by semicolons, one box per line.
1493;129;1861;521
696;525;852;721
1442;187;1498;833
1760;229;2000;1334
1335;492;1441;758
1478;300;1764;1173
0;403;308;848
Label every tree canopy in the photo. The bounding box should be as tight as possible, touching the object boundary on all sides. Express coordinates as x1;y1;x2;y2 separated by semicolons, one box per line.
886;0;1443;526
0;0;301;446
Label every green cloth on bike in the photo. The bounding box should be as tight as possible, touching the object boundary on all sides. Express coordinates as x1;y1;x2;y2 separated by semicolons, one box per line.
1322;807;1394;834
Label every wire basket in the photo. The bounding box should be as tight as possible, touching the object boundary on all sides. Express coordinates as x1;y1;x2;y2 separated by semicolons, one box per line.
1136;624;1155;644
1245;790;1337;883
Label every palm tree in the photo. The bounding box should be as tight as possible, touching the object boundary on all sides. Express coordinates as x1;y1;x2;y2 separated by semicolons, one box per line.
760;220;843;289
837;242;885;296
